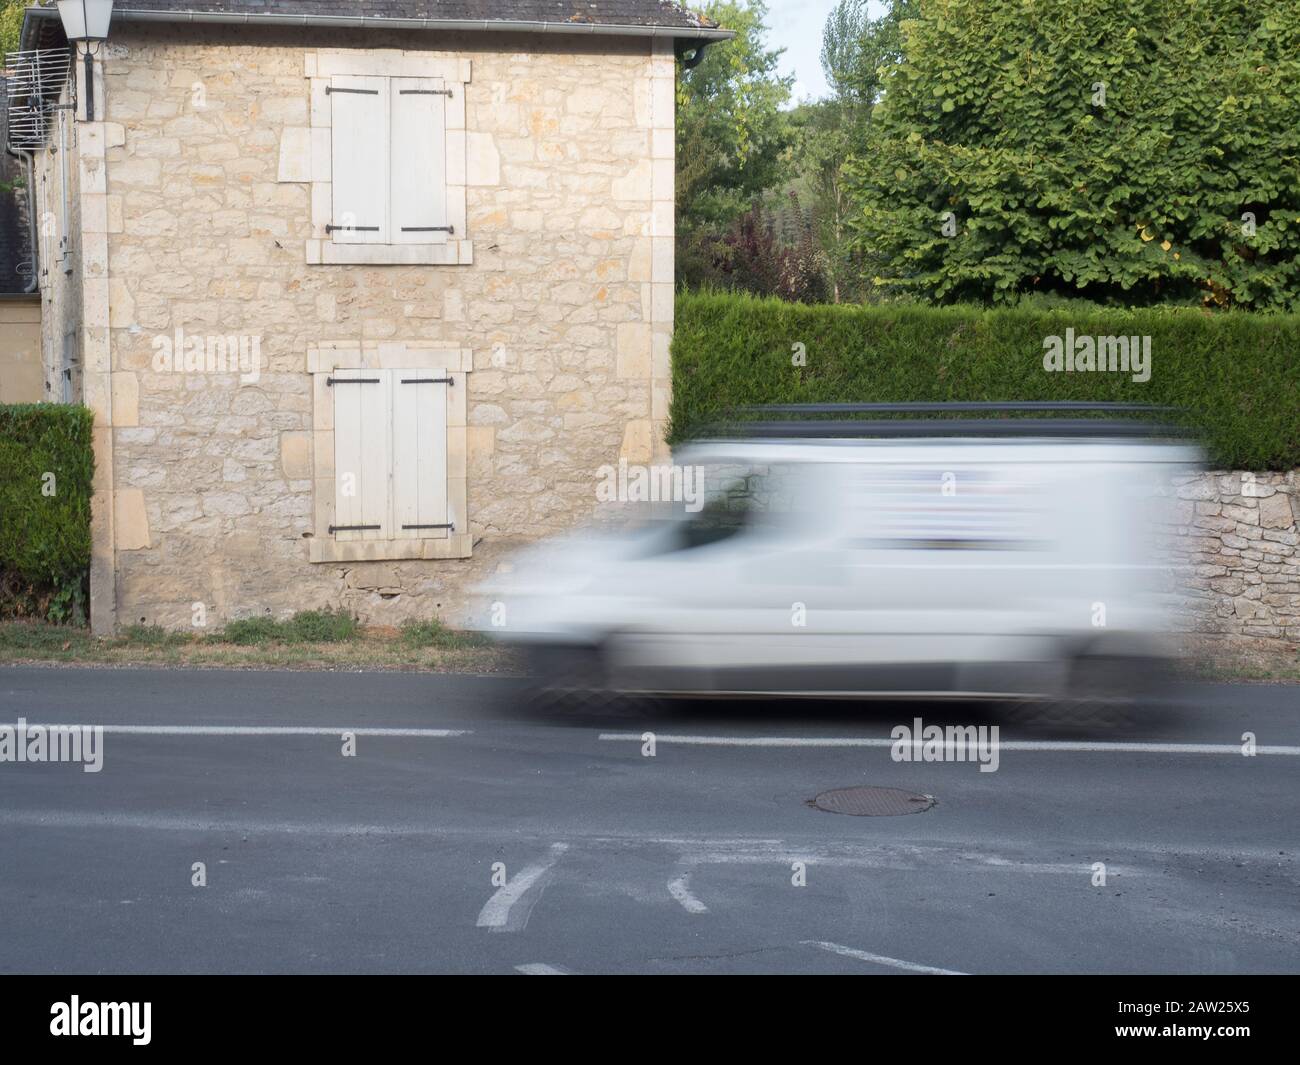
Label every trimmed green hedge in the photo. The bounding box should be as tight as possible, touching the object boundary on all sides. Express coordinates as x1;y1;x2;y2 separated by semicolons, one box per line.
0;405;95;622
669;292;1300;470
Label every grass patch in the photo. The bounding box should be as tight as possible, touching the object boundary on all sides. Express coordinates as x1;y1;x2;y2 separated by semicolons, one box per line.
400;618;490;650
215;616;285;646
216;608;358;646
0;621;93;656
0;617;513;673
120;623;193;648
286;608;359;643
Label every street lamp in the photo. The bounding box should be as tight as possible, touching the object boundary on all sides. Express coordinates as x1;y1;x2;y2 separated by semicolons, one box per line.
56;0;114;121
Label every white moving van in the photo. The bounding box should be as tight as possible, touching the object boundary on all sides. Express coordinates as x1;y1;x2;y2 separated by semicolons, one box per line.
477;404;1202;707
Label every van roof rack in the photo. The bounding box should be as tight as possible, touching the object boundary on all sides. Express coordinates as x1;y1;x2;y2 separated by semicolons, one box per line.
707;402;1190;440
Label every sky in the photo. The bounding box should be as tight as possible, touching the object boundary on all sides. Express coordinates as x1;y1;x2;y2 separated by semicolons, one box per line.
764;0;886;106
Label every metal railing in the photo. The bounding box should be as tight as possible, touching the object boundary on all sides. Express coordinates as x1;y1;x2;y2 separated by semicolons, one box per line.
5;47;74;151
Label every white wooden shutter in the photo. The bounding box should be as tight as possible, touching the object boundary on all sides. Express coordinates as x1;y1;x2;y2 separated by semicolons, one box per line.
390;370;450;540
330;76;389;244
331;368;391;541
389;77;449;245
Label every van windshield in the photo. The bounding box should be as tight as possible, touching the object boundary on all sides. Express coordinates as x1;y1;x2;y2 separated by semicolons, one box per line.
662;462;804;551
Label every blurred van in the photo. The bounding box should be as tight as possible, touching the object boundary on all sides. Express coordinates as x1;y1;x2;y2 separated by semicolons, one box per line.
476;404;1202;709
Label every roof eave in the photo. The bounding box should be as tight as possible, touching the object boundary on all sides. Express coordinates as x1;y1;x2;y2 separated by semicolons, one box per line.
22;7;734;47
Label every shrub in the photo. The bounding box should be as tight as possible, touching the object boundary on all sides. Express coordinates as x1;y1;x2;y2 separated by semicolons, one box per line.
669;291;1300;470
0;404;95;622
680;195;831;303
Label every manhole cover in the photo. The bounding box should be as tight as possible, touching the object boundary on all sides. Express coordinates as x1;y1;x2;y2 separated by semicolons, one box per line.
808;786;935;817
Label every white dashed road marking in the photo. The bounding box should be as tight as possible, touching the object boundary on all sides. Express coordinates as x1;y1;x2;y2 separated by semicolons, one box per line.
514;963;575;975
477;843;569;933
0;724;470;737
599;734;1300;756
804;940;967;975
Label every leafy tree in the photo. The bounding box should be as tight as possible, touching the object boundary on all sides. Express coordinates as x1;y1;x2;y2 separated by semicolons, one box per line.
821;0;915;104
844;0;1300;310
786;101;860;300
676;0;793;234
783;0;914;301
0;1;27;59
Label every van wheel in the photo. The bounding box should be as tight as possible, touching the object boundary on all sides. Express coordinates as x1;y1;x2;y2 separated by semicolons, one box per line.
1007;656;1142;731
522;645;650;720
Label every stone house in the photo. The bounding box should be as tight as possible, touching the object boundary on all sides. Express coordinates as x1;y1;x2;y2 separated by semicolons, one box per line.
11;0;729;633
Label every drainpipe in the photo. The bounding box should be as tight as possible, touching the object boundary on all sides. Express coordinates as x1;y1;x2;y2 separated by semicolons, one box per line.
57;106;69;267
4;143;39;294
682;40;716;70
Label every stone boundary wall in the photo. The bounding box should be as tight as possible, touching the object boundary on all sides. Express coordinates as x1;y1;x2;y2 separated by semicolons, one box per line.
1170;470;1300;648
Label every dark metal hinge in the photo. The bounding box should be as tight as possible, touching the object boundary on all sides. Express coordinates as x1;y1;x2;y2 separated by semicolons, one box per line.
402;523;455;531
329;524;381;534
400;377;453;385
326;86;379;95
399;89;453;96
326;377;381;386
326;224;380;233
400;225;454;234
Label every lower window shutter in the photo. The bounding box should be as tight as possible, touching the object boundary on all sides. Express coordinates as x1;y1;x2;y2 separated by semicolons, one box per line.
391;369;449;539
331;368;391;541
390;77;449;245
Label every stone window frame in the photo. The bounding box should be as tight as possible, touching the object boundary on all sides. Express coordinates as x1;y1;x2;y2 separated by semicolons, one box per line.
309;341;472;564
297;50;473;267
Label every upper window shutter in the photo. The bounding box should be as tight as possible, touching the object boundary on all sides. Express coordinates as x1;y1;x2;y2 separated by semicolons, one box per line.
331;368;392;541
390;370;449;540
330;75;389;244
389;77;449;246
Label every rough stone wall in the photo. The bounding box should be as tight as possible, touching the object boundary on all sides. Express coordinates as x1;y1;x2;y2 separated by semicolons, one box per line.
1170;470;1300;645
86;24;672;629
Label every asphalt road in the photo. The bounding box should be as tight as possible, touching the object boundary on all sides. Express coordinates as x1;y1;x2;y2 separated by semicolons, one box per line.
0;666;1296;974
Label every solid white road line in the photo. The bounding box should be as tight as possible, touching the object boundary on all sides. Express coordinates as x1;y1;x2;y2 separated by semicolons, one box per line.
0;724;470;737
476;843;569;933
667;873;708;914
804;940;967;975
599;733;1300;755
514;963;574;975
